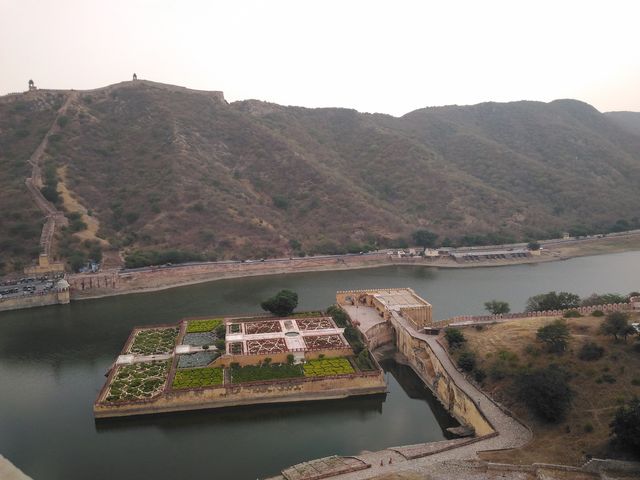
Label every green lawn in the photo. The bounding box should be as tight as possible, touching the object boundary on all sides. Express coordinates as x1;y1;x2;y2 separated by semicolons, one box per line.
304;357;355;377
172;367;224;389
186;318;223;333
231;364;304;383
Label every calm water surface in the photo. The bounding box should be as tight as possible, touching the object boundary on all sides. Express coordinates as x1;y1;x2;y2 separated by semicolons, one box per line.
1;251;640;479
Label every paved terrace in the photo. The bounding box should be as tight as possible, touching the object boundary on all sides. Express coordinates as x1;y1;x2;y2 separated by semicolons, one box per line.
226;317;348;353
342;305;387;335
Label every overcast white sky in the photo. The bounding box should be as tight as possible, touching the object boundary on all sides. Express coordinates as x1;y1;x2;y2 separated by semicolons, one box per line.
1;0;639;116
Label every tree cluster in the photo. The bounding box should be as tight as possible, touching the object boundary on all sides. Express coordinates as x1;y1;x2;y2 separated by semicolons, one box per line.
261;290;298;317
525;291;580;312
599;311;635;342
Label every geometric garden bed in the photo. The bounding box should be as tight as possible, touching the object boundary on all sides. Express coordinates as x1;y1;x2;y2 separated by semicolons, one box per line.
104;360;169;403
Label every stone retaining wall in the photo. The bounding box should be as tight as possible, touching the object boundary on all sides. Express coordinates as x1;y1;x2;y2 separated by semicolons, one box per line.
94;371;386;418
0;289;69;312
392;319;494;436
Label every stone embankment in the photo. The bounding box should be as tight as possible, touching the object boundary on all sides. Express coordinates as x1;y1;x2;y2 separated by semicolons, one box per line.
66;250;559;300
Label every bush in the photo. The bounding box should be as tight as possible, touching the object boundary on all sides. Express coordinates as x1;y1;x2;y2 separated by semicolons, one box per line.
489;361;508;380
40;185;60;203
515;366;573;422
537;319;571;353
563;309;582;318
592;310;605;317
473;369;487;383
600;373;616;384
599;311;635;342
261;290;298;317
286;354;295;365
583;422;594;433
445;328;466;349
326;305;349;327
610;397;640;451
578;342;605;361
457;351;476;372
356;349;374;370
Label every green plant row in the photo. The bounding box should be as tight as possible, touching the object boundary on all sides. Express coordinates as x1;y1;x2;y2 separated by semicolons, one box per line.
303;357;355;377
186;318;223;333
230;364;304;383
172;367;224;389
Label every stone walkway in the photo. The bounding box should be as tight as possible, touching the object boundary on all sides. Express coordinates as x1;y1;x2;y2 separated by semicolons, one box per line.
270;313;532;480
0;455;32;480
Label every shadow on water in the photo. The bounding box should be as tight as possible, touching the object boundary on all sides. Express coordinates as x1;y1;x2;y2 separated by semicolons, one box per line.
94;393;387;433
380;359;459;438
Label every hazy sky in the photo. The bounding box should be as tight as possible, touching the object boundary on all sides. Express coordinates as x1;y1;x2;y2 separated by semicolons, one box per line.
1;0;639;116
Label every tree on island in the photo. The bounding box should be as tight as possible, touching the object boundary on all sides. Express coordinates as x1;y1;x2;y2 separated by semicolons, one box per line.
411;229;438;249
484;300;510;315
525;291;580;312
599;311;635;342
261;289;298;317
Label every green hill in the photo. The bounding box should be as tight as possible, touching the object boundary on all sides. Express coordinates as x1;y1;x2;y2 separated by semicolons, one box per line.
1;80;639;273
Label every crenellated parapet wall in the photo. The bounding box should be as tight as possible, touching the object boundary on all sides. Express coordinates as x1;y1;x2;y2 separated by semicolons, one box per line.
440;301;634;327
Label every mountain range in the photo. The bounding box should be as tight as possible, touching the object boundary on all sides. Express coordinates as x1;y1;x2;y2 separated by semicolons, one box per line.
1;80;639;272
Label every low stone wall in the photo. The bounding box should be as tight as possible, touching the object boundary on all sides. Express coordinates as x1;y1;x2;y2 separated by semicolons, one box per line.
440;302;633;326
94;371;387;418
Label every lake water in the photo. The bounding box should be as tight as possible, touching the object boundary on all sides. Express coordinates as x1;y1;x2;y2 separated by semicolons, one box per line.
1;251;639;479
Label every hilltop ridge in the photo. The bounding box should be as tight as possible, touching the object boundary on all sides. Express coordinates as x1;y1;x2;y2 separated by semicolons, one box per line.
1;80;640;273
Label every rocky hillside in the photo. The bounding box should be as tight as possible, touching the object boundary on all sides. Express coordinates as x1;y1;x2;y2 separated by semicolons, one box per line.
606;111;640;136
1;80;639;272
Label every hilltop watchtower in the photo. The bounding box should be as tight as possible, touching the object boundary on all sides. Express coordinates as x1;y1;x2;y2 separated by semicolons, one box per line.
132;73;137;81
28;79;37;91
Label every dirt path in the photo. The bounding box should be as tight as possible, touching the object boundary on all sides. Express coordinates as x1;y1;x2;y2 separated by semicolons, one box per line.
57;165;109;247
